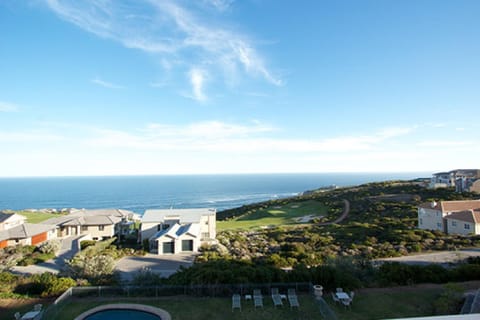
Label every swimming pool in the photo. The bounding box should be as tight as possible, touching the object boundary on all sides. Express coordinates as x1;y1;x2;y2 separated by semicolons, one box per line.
74;304;171;320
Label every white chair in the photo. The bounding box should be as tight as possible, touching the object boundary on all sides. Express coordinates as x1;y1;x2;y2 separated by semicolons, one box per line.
349;291;355;304
331;292;340;304
14;312;21;320
341;298;351;309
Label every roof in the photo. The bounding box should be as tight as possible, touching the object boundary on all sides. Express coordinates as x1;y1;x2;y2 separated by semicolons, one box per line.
69;208;139;219
62;215;122;226
0;223;56;241
142;208;216;223
42;209;131;226
419;200;480;212
0;212;26;223
150;223;200;241
445;210;480;224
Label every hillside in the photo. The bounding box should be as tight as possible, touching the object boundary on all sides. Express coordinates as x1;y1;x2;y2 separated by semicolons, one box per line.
202;180;480;266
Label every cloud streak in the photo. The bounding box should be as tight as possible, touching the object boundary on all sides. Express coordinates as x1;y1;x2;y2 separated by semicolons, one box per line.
45;0;281;100
0;101;20;112
91;77;124;89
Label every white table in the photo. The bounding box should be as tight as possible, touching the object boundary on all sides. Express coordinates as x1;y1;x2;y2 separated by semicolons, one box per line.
21;311;41;320
336;292;350;300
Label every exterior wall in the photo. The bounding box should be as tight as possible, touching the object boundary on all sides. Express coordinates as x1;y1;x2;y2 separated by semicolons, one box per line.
199;214;216;240
446;219;478;235
31;232;48;245
6;238;30;246
418;207;445;231
0;240;7;249
469;180;480;193
140;222;161;242
81;224;116;240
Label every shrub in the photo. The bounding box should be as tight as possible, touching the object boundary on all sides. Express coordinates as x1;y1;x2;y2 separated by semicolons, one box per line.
80;240;96;250
38;239;62;254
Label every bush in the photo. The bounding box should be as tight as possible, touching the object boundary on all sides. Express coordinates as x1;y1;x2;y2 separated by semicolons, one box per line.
80;240;96;250
38;239;62;254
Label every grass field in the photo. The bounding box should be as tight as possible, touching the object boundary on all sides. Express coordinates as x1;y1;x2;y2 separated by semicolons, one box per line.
217;200;327;231
15;211;65;224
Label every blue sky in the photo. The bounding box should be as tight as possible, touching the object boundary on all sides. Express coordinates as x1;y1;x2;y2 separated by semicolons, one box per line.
1;0;479;177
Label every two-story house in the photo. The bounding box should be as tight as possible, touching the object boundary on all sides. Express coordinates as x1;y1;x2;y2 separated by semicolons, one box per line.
418;200;480;235
140;208;216;255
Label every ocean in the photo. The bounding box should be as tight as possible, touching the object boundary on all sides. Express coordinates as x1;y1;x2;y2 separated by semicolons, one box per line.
0;173;427;213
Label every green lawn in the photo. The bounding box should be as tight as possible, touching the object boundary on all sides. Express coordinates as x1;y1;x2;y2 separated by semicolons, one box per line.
4;284;470;320
218;200;327;231
16;211;65;224
45;295;322;320
328;288;440;320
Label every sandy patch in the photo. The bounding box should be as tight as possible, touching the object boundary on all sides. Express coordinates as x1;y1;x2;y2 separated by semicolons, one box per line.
295;215;322;223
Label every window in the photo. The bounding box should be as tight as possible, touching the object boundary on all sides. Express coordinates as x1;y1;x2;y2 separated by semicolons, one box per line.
452;221;457;227
419;218;423;225
465;224;470;230
437;222;442;228
81;225;88;231
182;239;193;251
98;225;105;231
201;232;210;239
157;224;161;231
163;241;175;254
162;224;170;230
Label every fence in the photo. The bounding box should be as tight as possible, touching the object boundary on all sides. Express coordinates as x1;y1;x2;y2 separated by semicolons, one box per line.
42;282;324;319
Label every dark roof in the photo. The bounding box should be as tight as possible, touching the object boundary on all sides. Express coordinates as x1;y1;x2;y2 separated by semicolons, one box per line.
445;210;480;224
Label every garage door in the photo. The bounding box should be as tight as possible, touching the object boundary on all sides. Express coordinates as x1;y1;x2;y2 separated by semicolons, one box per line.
162;241;175;254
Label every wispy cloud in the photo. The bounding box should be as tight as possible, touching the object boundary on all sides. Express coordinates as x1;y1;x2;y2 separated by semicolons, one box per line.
0;101;20;112
91;77;124;89
45;0;281;99
188;68;207;101
202;0;235;11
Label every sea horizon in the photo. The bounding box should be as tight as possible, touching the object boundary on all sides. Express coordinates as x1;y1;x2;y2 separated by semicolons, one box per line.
0;172;430;213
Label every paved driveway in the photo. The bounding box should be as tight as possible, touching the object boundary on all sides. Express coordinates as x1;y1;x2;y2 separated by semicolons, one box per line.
115;253;196;281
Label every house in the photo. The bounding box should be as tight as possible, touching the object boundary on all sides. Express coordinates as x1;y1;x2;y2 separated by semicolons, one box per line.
444;210;480;236
0;212;27;231
42;209;139;241
429;169;480;193
418;200;480;235
0;223;57;249
140;208;216;255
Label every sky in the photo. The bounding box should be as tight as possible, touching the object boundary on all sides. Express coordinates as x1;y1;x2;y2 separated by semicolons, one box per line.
1;0;479;177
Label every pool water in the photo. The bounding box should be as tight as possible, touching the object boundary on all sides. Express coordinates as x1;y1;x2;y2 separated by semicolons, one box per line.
85;309;161;320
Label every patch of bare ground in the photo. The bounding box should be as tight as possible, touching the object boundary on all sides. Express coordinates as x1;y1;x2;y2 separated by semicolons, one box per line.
0;297;52;313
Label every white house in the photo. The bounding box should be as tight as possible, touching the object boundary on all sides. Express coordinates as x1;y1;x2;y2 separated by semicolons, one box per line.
0;212;27;231
444;210;480;236
140;208;216;255
418;200;480;235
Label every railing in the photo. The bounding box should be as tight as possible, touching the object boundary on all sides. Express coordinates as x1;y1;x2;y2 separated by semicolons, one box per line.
42;282;334;319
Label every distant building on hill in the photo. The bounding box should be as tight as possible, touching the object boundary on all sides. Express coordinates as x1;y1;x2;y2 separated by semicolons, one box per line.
140;208;216;255
418;200;480;235
0;223;57;248
429;169;480;193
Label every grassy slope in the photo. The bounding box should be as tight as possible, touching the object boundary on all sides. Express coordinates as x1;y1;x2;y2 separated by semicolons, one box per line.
217;200;327;231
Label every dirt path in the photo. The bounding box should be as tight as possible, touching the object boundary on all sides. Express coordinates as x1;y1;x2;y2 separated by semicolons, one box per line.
377;249;480;266
319;199;350;225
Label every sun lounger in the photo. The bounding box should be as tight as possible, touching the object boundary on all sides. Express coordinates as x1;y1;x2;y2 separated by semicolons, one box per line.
271;288;283;307
287;289;300;309
232;294;241;311
253;289;263;308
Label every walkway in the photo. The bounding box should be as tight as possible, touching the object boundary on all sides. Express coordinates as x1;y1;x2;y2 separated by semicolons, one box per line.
319;199;350;226
11;235;82;275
